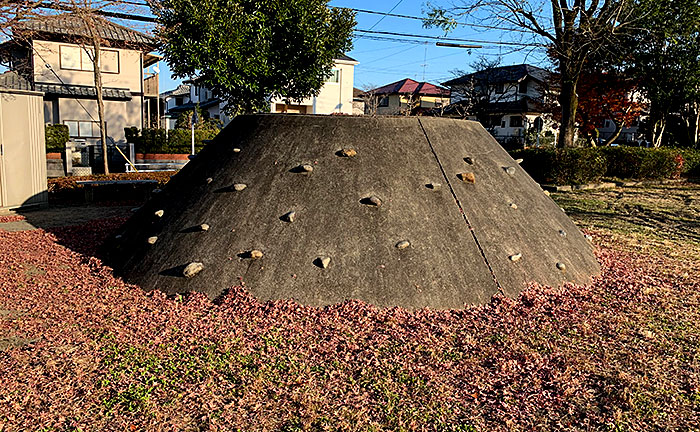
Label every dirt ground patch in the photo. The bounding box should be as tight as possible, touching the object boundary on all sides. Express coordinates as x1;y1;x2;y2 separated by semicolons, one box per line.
0;205;133;232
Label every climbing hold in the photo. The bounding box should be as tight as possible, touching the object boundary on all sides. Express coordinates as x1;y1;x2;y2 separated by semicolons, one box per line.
233;148;241;153
233;183;247;191
559;230;567;237
457;172;476;183
427;183;441;190
339;148;357;157
183;262;204;278
464;157;474;165
282;211;296;223
504;166;516;175
147;236;158;245
509;203;518;210
301;164;314;173
152;188;162;194
396;240;410;250
584;234;593;242
515;158;524;164
363;195;382;207
155;210;165;218
206;177;213;184
250;250;264;260
509;253;522;262
315;256;331;269
556;262;566;271
543;190;551;196
200;224;210;232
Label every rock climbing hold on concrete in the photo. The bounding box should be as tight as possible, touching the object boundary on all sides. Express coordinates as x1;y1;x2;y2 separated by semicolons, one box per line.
250;250;264;260
147;236;158;245
206;177;213;184
233;183;247;191
396;240;410;249
200;224;210;232
233;148;241;153
544;190;551;196
301;164;314;173
464;157;474;165
155;210;165;218
183;262;204;278
515;158;524;164
315;256;331;269
559;230;567;237
282;211;296;223
509;203;518;209
338;148;357;157
362;195;382;207
504;166;516;175
457;172;476;183
584;234;593;242
556;262;566;271
509;253;522;262
427;183;441;190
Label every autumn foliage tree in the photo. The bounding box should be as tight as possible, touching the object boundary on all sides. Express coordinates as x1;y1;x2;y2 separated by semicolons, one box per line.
570;73;646;146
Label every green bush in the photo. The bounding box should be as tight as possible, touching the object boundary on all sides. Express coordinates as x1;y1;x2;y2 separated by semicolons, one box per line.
45;124;70;153
600;147;684;180
125;127;219;154
510;146;698;184
510;148;607;185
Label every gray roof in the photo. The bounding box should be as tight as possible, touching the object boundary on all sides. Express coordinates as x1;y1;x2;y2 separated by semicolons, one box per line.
0;71;32;91
16;14;156;48
161;84;191;98
443;64;551;87
36;83;132;100
336;54;358;63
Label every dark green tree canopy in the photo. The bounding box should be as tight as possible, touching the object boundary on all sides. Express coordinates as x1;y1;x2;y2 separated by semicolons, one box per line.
153;0;355;114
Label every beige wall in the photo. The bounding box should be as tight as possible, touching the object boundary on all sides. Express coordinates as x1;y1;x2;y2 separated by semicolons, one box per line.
376;95;450;115
33;40;143;92
270;59;357;115
58;97;142;144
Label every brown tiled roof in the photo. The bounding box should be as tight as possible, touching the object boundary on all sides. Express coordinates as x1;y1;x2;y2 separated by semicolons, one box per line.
369;78;450;97
16;14;156;48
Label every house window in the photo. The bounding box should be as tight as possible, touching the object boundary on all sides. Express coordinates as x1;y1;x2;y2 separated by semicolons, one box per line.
326;68;340;83
510;116;523;127
495;83;505;94
378;96;389;107
175;96;183;106
518;81;528;94
63;120;102;138
489;116;502;127
59;45;119;73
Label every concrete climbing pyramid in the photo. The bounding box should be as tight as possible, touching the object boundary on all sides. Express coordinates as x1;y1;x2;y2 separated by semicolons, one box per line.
107;114;599;309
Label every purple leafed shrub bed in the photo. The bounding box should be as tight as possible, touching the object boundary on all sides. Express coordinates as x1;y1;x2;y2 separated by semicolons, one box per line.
0;219;699;430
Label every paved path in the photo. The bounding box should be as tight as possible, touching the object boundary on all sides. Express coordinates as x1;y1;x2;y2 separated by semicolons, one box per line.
0;205;133;232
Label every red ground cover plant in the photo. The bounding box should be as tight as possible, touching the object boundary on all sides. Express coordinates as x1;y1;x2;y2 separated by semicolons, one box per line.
0;215;25;223
47;172;176;193
0;219;699;431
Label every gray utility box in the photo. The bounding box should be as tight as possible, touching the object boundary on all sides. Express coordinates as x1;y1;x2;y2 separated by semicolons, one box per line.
0;88;48;210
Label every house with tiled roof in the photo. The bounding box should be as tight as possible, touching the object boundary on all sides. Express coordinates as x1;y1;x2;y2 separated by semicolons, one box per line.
364;78;450;116
0;13;159;148
441;64;554;146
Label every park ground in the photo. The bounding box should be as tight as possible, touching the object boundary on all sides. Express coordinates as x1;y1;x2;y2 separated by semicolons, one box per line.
0;182;699;431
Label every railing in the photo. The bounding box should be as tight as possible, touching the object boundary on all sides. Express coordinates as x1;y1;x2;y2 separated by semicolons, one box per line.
144;73;159;97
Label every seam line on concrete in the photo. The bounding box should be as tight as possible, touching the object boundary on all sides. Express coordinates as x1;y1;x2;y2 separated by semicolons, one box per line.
416;118;503;294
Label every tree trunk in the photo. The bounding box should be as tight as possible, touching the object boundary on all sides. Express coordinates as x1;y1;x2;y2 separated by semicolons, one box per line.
603;120;623;146
557;78;578;148
92;39;109;174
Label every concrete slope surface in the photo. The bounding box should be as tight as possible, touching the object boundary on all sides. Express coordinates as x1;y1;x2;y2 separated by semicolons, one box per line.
107;114;599;309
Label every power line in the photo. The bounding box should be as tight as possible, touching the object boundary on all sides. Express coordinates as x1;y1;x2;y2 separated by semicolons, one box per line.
354;29;538;47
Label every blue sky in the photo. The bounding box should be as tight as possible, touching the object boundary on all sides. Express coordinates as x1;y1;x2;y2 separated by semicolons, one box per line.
136;1;551;92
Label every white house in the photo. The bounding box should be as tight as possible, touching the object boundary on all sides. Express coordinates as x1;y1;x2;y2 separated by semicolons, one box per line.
269;55;359;115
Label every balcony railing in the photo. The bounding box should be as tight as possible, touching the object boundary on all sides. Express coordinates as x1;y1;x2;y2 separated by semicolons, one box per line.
144;73;159;97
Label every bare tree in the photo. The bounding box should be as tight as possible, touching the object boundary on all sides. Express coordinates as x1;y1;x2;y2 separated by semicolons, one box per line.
360;84;380;117
426;0;639;148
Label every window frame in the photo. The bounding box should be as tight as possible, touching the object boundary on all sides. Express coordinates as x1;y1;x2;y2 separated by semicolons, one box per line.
63;120;104;138
59;44;120;74
326;68;341;84
509;116;523;128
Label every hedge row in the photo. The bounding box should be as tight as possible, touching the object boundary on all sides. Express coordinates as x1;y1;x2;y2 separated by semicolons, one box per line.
125;127;219;154
510;147;700;185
